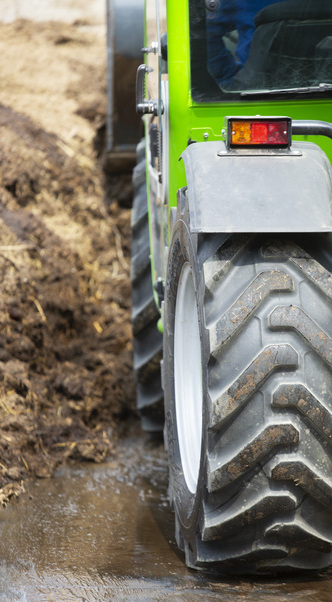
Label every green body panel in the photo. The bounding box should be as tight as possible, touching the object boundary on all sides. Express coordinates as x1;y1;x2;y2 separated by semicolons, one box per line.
166;0;332;211
143;0;332;311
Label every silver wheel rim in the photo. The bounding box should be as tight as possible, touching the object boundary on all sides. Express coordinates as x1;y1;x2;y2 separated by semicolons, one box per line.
174;262;203;494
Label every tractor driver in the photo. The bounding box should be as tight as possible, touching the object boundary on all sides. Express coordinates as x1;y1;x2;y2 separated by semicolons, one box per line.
206;0;288;88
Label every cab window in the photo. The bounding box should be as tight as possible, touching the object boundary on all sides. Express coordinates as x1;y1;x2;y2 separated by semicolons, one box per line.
190;0;332;102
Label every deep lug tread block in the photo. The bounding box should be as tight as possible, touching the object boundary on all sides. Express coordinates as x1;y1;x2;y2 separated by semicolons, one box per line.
194;539;288;570
263;241;332;302
269;305;332;367
132;294;158;336
265;519;332;553
273;384;332;442
137;381;164;410
209;270;293;351
140;414;164;433
208;424;299;491
131;186;148;230
131;241;151;283
271;460;332;509
202;491;297;541
203;234;250;297
136;348;163;382
210;344;298;428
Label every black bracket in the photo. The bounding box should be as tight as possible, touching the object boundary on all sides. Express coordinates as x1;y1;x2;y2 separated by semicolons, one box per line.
154;278;164;308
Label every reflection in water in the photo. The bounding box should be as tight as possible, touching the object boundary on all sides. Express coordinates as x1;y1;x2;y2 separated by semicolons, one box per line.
0;427;332;601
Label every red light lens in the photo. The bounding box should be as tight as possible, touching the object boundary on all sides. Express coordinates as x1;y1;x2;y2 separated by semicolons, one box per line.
229;119;290;147
251;122;268;144
266;122;288;144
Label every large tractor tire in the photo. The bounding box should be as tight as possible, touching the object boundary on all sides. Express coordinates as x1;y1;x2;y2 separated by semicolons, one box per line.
131;141;164;432
163;192;332;573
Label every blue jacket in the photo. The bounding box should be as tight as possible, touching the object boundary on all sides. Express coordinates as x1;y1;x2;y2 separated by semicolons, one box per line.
206;0;288;85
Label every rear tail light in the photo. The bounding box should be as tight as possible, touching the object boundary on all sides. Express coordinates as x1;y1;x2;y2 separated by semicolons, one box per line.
226;117;291;149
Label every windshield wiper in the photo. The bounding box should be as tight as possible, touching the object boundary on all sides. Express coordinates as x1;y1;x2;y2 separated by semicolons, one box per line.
240;83;332;97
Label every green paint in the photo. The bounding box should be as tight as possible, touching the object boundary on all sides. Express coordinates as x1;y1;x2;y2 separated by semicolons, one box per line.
166;0;332;211
144;0;332;311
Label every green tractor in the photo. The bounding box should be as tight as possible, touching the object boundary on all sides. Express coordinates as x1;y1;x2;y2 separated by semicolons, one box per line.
117;0;332;573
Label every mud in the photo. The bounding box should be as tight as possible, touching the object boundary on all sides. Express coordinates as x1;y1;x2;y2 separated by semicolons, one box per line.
1;427;332;601
0;16;136;502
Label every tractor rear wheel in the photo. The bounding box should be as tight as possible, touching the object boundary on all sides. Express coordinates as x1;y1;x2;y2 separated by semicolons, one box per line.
131;141;163;432
163;195;332;572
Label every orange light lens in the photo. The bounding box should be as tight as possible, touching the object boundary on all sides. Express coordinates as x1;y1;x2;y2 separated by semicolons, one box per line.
231;122;251;145
229;119;289;147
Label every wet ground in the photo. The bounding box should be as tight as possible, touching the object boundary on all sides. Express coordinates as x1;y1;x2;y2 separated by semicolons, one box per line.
1;425;332;601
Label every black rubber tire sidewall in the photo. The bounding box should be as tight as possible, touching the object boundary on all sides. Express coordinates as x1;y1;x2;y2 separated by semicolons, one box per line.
164;216;209;537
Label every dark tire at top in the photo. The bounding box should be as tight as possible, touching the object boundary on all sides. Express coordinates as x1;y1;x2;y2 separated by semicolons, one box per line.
131;141;163;432
163;191;332;573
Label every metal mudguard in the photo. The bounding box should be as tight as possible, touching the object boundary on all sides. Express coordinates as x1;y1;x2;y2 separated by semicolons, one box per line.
106;0;144;158
181;141;332;233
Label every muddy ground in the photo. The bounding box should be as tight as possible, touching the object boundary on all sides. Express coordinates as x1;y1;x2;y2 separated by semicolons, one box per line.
0;18;137;503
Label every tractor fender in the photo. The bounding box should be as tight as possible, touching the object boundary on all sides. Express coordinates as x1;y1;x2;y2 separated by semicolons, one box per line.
110;0;144;59
181;140;332;233
106;0;144;158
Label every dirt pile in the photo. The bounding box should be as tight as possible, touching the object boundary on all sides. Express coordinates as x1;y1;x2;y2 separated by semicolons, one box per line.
0;19;136;503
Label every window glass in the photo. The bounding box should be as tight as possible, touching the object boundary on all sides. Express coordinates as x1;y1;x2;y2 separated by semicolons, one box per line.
190;0;332;102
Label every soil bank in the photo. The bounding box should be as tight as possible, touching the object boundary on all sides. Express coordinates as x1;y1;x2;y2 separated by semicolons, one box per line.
0;17;136;503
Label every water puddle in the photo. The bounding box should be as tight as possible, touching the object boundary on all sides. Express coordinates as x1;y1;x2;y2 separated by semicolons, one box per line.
0;427;331;601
